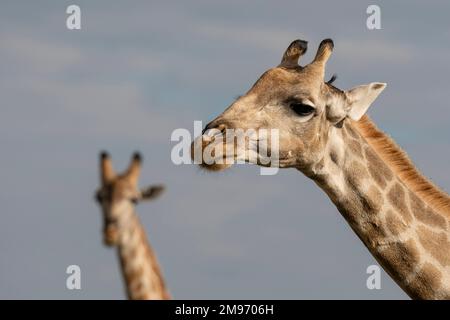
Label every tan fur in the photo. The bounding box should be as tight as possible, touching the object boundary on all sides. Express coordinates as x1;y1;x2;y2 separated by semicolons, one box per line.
353;115;450;216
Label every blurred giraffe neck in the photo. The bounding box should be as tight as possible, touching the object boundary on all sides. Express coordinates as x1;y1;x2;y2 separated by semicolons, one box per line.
117;208;170;300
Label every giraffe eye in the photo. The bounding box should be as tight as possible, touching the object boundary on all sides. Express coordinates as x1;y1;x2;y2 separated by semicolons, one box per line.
290;103;315;117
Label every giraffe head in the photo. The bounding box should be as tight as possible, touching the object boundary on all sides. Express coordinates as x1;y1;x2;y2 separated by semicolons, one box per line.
193;39;386;173
95;152;164;246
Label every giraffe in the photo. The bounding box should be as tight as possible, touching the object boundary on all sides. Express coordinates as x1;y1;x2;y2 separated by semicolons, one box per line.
192;39;450;299
95;151;170;300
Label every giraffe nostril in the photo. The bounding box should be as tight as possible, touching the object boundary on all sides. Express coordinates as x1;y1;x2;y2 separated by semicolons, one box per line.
202;121;228;135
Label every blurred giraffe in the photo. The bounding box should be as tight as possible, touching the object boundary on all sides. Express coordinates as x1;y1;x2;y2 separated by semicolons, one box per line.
95;152;170;300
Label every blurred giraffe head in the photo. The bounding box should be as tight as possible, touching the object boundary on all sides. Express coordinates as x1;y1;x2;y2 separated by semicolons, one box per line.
193;39;386;172
95;152;164;245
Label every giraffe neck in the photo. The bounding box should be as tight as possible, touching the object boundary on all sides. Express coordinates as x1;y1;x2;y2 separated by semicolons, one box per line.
116;208;170;300
305;120;450;299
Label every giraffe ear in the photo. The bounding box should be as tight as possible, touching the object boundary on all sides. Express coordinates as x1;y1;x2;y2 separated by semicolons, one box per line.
100;151;115;184
345;83;386;121
140;185;165;201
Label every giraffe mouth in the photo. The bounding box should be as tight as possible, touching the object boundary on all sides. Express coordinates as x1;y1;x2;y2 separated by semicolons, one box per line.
190;135;234;171
190;130;280;171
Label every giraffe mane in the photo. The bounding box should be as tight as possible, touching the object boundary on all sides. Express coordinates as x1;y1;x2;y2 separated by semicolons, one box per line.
352;115;450;216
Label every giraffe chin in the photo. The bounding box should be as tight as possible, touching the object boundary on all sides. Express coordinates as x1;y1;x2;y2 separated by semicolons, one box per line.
199;161;233;171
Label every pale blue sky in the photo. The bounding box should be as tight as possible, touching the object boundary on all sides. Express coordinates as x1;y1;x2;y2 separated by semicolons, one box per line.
0;1;449;299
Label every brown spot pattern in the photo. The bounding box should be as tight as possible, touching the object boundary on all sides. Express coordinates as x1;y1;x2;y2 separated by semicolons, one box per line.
345;124;360;140
388;183;413;223
377;239;420;282
367;164;388;188
364;218;389;244
417;226;450;266
347;161;369;189
386;210;408;236
408;263;443;300
409;191;447;230
348;140;363;158
365;147;394;188
361;185;384;216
